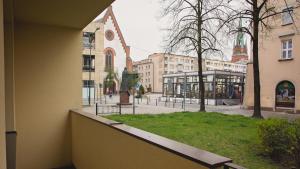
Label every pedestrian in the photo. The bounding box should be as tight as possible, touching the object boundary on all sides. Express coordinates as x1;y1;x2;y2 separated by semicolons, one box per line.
109;90;112;98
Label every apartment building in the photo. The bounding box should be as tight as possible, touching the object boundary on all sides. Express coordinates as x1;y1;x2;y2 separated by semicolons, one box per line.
0;1;247;168
82;6;132;102
133;53;199;93
205;59;247;73
132;58;154;92
244;0;300;113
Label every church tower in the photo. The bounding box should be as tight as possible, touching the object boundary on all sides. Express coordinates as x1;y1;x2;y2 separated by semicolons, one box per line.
231;19;248;63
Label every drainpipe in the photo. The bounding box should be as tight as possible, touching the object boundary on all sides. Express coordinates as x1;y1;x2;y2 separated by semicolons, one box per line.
88;28;100;106
184;72;187;111
151;62;154;93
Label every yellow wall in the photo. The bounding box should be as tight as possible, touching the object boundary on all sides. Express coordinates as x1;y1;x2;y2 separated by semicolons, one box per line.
72;112;208;169
82;21;105;89
4;0;15;131
243;63;254;108
0;0;7;168
14;23;82;169
244;1;300;111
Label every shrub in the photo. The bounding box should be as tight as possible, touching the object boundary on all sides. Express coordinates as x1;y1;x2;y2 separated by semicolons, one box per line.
294;119;300;168
258;118;297;162
139;85;145;95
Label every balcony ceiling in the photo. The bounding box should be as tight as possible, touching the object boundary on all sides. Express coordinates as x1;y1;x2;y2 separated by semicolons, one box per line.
14;0;114;29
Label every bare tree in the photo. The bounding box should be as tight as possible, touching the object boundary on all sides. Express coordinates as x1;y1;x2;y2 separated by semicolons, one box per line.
161;0;231;111
227;0;299;118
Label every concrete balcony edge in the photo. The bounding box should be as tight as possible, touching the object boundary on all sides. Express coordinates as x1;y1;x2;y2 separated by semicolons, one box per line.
70;109;233;168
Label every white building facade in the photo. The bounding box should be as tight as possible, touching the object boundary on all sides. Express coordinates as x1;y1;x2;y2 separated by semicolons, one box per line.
205;59;247;73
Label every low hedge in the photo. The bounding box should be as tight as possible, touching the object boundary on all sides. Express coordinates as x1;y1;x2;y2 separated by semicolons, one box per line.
258;118;300;168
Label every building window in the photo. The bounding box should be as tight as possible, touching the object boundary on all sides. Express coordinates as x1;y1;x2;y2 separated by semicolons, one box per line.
83;55;95;72
105;50;114;71
281;39;293;59
105;30;114;41
83;80;95;87
83;32;95;49
276;81;295;108
282;8;293;25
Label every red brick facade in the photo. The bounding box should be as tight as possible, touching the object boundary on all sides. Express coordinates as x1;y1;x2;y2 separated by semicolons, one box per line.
231;46;248;63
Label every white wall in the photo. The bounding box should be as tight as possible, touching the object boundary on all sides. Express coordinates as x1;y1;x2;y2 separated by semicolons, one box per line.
104;16;127;80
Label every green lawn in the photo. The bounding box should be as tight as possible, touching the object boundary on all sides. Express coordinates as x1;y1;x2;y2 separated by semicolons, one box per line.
107;112;285;169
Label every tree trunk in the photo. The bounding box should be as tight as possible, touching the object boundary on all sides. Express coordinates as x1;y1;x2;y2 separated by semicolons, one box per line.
198;52;205;111
197;1;205;112
252;2;263;118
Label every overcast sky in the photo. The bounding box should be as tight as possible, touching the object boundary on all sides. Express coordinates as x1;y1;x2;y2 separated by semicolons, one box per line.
96;0;236;61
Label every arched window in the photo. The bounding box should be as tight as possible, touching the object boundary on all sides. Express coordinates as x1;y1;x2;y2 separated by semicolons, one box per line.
105;50;114;71
276;81;295;108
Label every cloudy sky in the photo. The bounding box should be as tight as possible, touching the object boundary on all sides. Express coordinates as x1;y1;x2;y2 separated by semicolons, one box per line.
96;0;236;61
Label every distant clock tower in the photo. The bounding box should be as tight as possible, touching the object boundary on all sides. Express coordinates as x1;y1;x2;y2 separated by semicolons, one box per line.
231;19;248;63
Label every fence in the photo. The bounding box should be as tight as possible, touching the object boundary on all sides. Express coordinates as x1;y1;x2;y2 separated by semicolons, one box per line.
95;103;119;115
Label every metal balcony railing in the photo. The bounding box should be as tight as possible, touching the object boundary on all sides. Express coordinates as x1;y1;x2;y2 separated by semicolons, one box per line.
82;65;95;72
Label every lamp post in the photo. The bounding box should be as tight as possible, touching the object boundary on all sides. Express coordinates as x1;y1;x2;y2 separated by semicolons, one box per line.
88;27;100;106
99;83;102;104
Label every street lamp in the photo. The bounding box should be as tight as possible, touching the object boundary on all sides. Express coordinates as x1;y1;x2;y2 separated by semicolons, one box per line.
88;27;100;106
99;83;103;104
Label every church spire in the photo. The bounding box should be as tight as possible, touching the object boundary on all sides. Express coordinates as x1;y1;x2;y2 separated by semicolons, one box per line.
231;17;248;63
235;18;245;47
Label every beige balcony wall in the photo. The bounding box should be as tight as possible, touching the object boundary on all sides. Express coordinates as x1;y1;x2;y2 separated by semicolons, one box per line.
14;23;82;169
0;0;7;168
4;0;15;132
72;112;212;169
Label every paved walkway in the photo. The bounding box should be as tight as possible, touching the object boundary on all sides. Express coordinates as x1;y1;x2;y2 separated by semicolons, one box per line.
82;94;300;120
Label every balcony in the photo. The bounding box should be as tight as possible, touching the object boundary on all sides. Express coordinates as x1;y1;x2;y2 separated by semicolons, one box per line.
0;0;245;169
71;109;244;169
82;65;95;72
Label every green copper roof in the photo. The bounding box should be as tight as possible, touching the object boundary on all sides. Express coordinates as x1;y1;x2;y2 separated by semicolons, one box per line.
235;18;246;47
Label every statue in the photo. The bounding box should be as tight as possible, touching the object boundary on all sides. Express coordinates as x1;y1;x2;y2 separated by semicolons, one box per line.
119;67;131;105
120;67;129;92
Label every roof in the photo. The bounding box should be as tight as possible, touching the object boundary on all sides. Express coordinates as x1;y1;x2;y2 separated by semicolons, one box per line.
13;0;114;29
101;6;131;58
149;53;197;59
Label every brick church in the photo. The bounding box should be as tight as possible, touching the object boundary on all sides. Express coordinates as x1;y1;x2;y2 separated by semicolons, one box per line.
231;20;248;63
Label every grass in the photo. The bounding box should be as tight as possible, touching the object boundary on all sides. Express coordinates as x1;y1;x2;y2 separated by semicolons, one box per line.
107;112;285;169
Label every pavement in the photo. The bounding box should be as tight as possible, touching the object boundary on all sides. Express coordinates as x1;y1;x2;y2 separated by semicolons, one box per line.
82;94;300;120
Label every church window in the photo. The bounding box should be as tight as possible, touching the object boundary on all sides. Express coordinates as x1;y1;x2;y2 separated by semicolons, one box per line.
281;39;293;59
105;50;114;71
105;30;114;41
